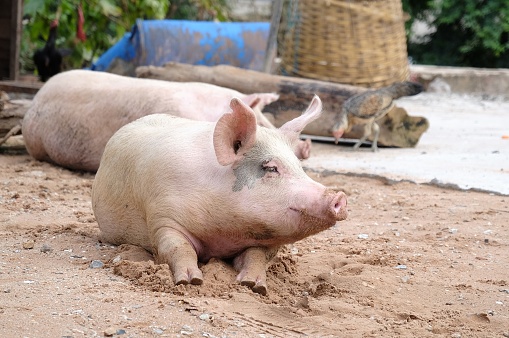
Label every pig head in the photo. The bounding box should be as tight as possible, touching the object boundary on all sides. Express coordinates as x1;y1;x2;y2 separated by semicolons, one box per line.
22;70;313;173
91;95;347;295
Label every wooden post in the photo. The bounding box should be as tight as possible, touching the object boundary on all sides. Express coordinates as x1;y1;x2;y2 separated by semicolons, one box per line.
263;0;283;73
10;0;22;80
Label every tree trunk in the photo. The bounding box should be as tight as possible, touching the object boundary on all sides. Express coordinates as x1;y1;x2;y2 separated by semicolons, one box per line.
136;62;429;147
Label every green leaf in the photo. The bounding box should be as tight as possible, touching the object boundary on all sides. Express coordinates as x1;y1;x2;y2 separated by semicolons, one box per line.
98;0;122;17
21;0;231;74
23;0;47;16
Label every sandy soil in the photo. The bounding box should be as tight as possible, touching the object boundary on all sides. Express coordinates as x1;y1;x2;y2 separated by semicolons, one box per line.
1;153;508;338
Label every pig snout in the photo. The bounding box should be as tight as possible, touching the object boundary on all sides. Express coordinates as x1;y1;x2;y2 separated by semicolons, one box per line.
290;188;348;235
330;190;348;221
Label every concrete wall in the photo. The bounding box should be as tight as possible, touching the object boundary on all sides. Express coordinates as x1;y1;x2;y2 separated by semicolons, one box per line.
228;0;273;21
411;65;509;99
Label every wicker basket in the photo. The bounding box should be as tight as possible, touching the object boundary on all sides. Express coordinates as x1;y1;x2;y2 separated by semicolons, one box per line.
278;0;410;88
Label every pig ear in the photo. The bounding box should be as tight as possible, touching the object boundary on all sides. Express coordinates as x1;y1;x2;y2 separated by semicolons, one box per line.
279;95;323;140
213;98;257;166
241;95;261;110
241;93;279;110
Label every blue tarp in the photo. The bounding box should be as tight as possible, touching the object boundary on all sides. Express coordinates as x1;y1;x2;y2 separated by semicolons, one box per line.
91;19;270;75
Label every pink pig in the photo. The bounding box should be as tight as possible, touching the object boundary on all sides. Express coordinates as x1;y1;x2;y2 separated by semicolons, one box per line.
91;95;347;295
22;70;312;172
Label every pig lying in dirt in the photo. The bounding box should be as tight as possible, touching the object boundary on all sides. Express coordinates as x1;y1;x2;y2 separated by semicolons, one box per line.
22;70;312;172
92;95;347;295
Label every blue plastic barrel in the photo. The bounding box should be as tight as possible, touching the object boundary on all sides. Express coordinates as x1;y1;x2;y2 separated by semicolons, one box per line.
92;19;270;75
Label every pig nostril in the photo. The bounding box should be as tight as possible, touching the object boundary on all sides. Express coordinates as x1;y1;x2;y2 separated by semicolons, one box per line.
331;193;347;215
334;202;340;212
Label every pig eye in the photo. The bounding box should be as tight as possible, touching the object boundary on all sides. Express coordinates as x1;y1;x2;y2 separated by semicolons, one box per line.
261;160;279;175
262;164;278;173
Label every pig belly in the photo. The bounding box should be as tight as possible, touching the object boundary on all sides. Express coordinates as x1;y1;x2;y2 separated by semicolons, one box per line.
93;193;152;251
196;235;273;262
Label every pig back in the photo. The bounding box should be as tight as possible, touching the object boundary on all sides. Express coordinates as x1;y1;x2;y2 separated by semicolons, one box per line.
23;70;181;171
92;114;222;250
23;70;277;171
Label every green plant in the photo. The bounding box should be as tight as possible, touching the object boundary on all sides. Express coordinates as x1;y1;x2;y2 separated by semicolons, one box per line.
22;0;170;73
22;0;231;76
402;0;509;68
167;0;229;21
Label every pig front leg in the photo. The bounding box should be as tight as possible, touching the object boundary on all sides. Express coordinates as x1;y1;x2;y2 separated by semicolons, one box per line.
233;246;279;296
153;227;203;285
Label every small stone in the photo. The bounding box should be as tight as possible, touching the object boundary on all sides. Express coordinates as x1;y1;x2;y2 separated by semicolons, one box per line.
22;241;35;249
451;333;461;338
116;329;126;335
111;255;122;264
3;289;11;293
152;328;164;334
28;170;45;177
104;327;117;336
199;313;211;321
40;244;52;253
295;308;307;316
395;265;407;270
89;260;104;269
358;234;369;239
180;325;193;335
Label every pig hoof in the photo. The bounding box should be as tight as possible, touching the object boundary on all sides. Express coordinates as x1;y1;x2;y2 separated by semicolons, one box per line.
190;277;203;285
240;280;256;288
240;280;267;296
175;277;203;286
251;284;267;296
174;269;203;286
295;138;312;160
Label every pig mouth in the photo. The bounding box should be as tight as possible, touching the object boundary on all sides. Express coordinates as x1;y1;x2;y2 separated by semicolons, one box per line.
287;207;338;239
289;194;348;224
288;206;345;228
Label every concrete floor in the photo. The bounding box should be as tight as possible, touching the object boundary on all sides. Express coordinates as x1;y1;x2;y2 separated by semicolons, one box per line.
304;92;509;195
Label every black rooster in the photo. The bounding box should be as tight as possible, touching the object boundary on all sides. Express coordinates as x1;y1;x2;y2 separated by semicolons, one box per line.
33;19;62;82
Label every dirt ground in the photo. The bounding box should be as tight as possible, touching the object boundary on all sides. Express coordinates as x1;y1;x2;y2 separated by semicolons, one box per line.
1;152;508;338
